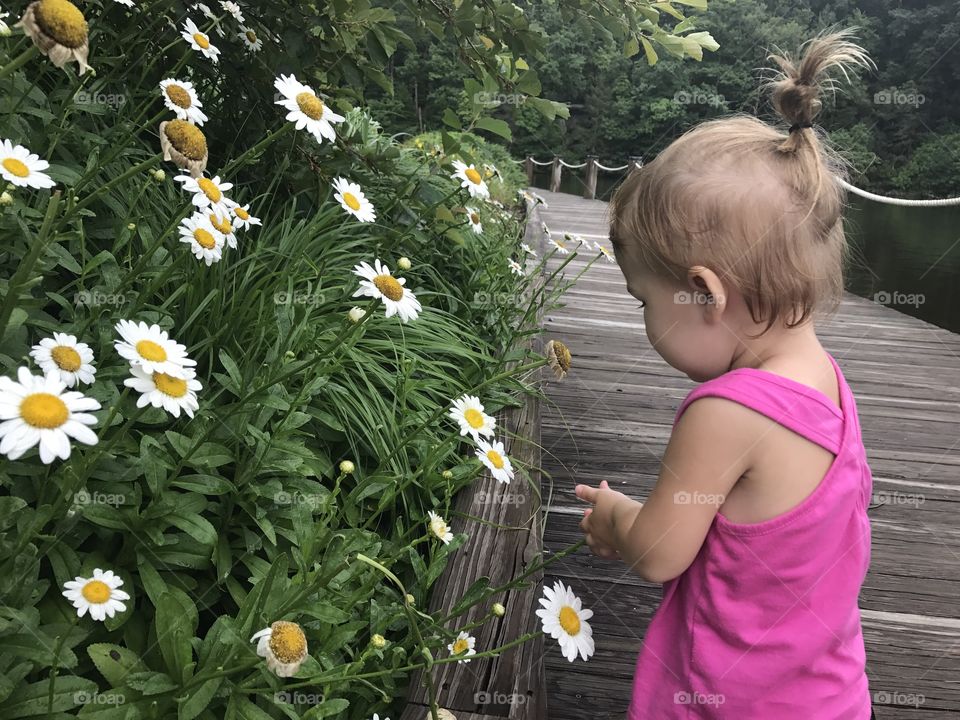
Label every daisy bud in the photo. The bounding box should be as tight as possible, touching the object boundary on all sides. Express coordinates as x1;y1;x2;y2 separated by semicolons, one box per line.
339;459;355;475
151;169;166;182
442;470;453;480
0;25;10;38
347;307;367;323
405;593;416;606
126;223;136;231
0;191;12;206
492;602;506;617
397;256;411;271
371;633;386;648
284;350;295;360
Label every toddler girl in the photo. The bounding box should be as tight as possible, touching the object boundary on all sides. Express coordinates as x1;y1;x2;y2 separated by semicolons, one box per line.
575;29;876;719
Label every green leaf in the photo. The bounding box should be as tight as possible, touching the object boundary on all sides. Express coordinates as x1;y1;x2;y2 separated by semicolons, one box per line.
0;677;97;717
474;117;512;141
87;644;146;689
177;678;221;720
302;698;349;718
441;108;461;130
672;0;707;8
154;593;194;682
640;36;659;66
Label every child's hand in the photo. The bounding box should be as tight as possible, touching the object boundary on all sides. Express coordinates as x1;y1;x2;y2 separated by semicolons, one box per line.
575;480;635;561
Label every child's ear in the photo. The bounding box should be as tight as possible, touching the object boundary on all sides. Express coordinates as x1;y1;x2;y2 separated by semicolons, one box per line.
686;266;727;323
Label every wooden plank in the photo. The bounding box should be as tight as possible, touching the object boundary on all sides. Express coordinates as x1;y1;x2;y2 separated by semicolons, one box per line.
533;189;960;719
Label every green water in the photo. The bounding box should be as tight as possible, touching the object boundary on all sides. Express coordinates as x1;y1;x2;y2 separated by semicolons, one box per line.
531;169;960;333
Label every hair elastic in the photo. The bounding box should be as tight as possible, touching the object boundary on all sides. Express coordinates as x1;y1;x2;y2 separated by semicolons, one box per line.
789;122;813;133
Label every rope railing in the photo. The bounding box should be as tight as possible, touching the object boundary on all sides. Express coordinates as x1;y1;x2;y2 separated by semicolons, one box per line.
519;154;960;206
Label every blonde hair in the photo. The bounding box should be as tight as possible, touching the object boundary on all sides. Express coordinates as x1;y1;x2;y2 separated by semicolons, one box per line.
609;29;874;334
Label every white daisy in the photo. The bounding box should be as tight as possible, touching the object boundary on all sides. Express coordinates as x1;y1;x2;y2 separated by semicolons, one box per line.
448;394;496;442
124;364;202;418
174;173;233;216
475;438;514;484
238;26;262;51
598;244;616;263
0;367;100;464
250;621;308;677
564;232;586;248
207;211;237;249
0;10;9;36
230;202;261;230
531;191;549;208
352;259;421;323
178;213;225;265
191;2;215;20
29;333;96;387
62;568;129;621
112;0;135;7
332;177;376;222
427;510;453;545
114;320;196;379
371;715;390;720
447;630;477;664
465;207;483;234
535;580;594;662
219;0;243;21
520;242;537;257
451;160;489;199
181;18;219;62
548;236;570;255
159;79;208;126
508;258;524;277
274;74;345;146
0;139;55;189
347;307;367;323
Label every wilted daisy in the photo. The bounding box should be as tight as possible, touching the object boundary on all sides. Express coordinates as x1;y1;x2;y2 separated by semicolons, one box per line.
536;580;594;662
219;0;243;21
18;0;91;73
250;621;308;678
427;510;453;545
448;394;496;442
545;339;571;380
159;79;208;125
332;177;376;222
181;17;219;62
465;207;482;234
531;191;549;207
508;258;524;277
124;364;202;418
30;333;96;387
159;120;208;177
548;236;570;255
0;139;55;189
114;320;196;378
475;438;514;484
0;367;100;464
178;213;225;265
520;242;537;257
238;26;261;51
347;307;367;323
447;631;477;664
352;259;421;323
62;568;129;621
230;202;261;230
451;160;489;199
175;173;232;216
274;74;345;145
564;232;586;248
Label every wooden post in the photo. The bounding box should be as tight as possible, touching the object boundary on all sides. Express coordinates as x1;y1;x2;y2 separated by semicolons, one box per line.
524;155;534;186
628;155;644;176
583;155;598;199
550;157;562;193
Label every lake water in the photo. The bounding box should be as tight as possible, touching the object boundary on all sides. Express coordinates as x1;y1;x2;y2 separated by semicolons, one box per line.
530;168;960;334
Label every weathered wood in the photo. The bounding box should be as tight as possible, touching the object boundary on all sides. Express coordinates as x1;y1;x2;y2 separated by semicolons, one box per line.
549;158;562;194
524;156;534;186
533;188;960;719
401;202;548;720
583;156;598;200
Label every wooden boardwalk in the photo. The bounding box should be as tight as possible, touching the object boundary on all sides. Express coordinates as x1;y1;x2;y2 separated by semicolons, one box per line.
534;189;960;719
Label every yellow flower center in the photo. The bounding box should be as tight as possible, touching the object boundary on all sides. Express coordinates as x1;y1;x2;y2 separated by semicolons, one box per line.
233;205;250;220
373;274;403;302
153;372;188;398
20;393;69;429
486;449;504;469
465;168;482;185
463;408;485;429
295;92;325;121
551;341;572;374
2;157;30;178
269;621;307;663
51;345;82;372
193;32;210;50
197;177;221;202
164;120;207;161
470;212;480;225
193;227;216;249
431;519;449;538
209;214;232;234
135;339;167;362
558;606;581;636
245;29;257;43
81;579;111;604
341;192;361;212
165;84;192;109
34;0;88;49
452;638;470;654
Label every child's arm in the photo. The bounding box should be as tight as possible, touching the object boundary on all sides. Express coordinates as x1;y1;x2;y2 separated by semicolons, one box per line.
577;397;755;583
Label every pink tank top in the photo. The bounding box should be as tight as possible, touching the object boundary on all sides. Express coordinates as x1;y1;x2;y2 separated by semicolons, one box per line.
628;353;873;719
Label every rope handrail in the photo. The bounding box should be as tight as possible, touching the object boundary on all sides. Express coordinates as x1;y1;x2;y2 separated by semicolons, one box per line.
558;159;587;169
595;162;629;172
